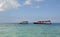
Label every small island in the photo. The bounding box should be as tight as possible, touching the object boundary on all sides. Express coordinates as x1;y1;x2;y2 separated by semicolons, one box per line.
19;21;28;24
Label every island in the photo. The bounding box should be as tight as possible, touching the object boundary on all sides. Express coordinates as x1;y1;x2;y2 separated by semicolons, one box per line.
19;21;28;24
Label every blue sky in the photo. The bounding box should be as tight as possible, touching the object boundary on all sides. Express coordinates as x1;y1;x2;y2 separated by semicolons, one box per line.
0;0;60;23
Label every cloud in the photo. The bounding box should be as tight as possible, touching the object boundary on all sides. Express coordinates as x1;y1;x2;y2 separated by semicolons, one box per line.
24;0;32;5
0;0;45;11
24;0;45;8
24;0;45;5
0;0;21;11
31;6;40;8
35;6;40;8
34;0;45;2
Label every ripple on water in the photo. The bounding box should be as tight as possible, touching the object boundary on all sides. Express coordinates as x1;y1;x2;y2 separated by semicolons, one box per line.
0;24;60;37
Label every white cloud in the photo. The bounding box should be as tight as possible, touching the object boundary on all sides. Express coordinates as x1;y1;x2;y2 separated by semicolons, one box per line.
0;0;45;11
24;0;32;5
34;0;45;2
35;6;40;8
31;6;40;8
23;0;44;8
24;0;45;5
0;0;21;11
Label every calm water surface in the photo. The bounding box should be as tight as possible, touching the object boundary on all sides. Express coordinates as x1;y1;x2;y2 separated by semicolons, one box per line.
0;23;60;37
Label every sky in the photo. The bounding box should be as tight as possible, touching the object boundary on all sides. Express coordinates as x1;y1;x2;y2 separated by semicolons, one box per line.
0;0;60;23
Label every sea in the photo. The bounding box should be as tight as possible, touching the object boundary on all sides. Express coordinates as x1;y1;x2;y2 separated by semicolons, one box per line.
0;23;60;37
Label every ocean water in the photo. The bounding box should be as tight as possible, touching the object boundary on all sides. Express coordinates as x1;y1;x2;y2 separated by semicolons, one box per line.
0;23;60;37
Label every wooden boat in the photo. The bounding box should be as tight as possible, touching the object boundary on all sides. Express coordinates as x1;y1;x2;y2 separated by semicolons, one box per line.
33;20;51;24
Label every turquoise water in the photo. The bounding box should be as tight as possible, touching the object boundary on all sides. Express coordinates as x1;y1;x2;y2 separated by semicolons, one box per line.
0;23;60;37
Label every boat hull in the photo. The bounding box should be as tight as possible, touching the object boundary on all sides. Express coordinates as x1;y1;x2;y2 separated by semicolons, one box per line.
33;22;51;24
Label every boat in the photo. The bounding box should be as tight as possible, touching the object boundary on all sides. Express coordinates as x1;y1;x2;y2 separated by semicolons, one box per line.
33;20;51;24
